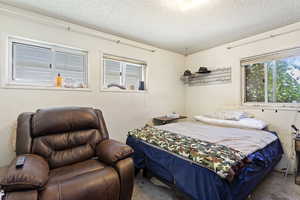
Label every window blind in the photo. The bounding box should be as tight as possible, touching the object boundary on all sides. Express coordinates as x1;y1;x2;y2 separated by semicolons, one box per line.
242;47;300;105
125;64;143;89
13;42;53;83
11;39;88;86
104;59;122;86
103;54;146;90
55;51;86;83
103;54;146;66
241;47;300;65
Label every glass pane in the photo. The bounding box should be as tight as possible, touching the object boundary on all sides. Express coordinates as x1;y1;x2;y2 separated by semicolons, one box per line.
245;63;265;102
104;59;121;86
56;52;84;72
267;61;276;103
125;64;143;90
55;51;86;84
268;56;300;103
13;43;53;83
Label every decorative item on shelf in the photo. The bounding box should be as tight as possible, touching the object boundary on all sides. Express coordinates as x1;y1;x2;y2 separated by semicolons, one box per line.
73;82;84;88
196;67;211;74
181;70;192;83
138;81;145;90
107;83;126;90
180;67;231;86
183;70;192;76
64;77;73;88
78;83;85;88
64;79;86;88
129;85;135;90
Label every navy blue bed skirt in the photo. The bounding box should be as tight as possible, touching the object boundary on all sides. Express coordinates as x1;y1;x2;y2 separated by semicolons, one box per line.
126;134;283;200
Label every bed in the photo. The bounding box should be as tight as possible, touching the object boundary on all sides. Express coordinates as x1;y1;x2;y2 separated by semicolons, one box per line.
126;120;283;200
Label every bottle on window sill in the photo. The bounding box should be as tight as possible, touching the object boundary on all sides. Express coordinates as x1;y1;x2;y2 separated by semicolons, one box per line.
138;81;145;90
55;73;63;88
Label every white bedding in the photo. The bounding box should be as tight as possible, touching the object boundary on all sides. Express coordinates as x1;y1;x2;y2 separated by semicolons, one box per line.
155;122;277;155
204;111;253;121
194;115;267;130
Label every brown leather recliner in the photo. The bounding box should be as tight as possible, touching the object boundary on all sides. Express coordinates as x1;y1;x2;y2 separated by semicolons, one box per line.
0;107;135;200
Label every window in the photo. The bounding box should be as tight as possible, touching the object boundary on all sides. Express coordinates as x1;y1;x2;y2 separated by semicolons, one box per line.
8;37;88;88
103;54;146;91
242;47;300;106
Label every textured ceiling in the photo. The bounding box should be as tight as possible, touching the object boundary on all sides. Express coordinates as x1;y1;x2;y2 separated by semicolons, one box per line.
1;0;300;54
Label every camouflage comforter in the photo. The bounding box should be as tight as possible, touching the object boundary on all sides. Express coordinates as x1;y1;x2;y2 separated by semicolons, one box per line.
128;125;248;181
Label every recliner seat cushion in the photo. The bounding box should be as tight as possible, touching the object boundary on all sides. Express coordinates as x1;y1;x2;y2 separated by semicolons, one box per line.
32;129;101;168
48;160;106;184
40;161;120;200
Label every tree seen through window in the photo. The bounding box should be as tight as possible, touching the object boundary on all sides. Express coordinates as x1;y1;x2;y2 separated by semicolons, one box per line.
244;55;300;104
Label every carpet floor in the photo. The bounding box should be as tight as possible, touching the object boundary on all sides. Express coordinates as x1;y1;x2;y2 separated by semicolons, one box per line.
132;171;300;200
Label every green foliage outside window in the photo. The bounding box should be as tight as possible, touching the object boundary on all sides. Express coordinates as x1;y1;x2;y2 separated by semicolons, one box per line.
245;63;265;102
244;56;300;104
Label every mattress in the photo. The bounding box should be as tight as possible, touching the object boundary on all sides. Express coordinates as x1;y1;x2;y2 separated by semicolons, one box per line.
126;124;283;200
156;121;277;155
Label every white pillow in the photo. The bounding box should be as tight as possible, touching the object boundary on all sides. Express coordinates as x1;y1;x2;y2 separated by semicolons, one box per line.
194;115;267;130
204;111;253;121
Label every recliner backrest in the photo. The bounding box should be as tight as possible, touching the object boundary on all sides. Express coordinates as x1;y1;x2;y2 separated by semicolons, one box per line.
16;107;109;169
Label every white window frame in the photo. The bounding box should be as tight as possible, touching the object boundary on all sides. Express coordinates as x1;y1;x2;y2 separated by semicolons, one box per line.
4;36;89;90
241;48;300;109
100;52;148;93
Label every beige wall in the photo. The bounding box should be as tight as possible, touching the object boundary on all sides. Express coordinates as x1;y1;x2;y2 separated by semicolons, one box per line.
1;3;299;174
0;6;186;166
185;22;300;172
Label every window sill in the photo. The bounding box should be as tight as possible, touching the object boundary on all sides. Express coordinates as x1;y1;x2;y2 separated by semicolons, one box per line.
1;84;92;92
241;103;300;111
100;88;148;93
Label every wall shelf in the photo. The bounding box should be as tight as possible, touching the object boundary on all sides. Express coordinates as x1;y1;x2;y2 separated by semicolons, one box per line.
181;67;231;86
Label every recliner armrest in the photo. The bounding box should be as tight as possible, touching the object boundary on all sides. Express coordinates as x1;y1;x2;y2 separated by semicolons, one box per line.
96;139;134;165
0;154;49;192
